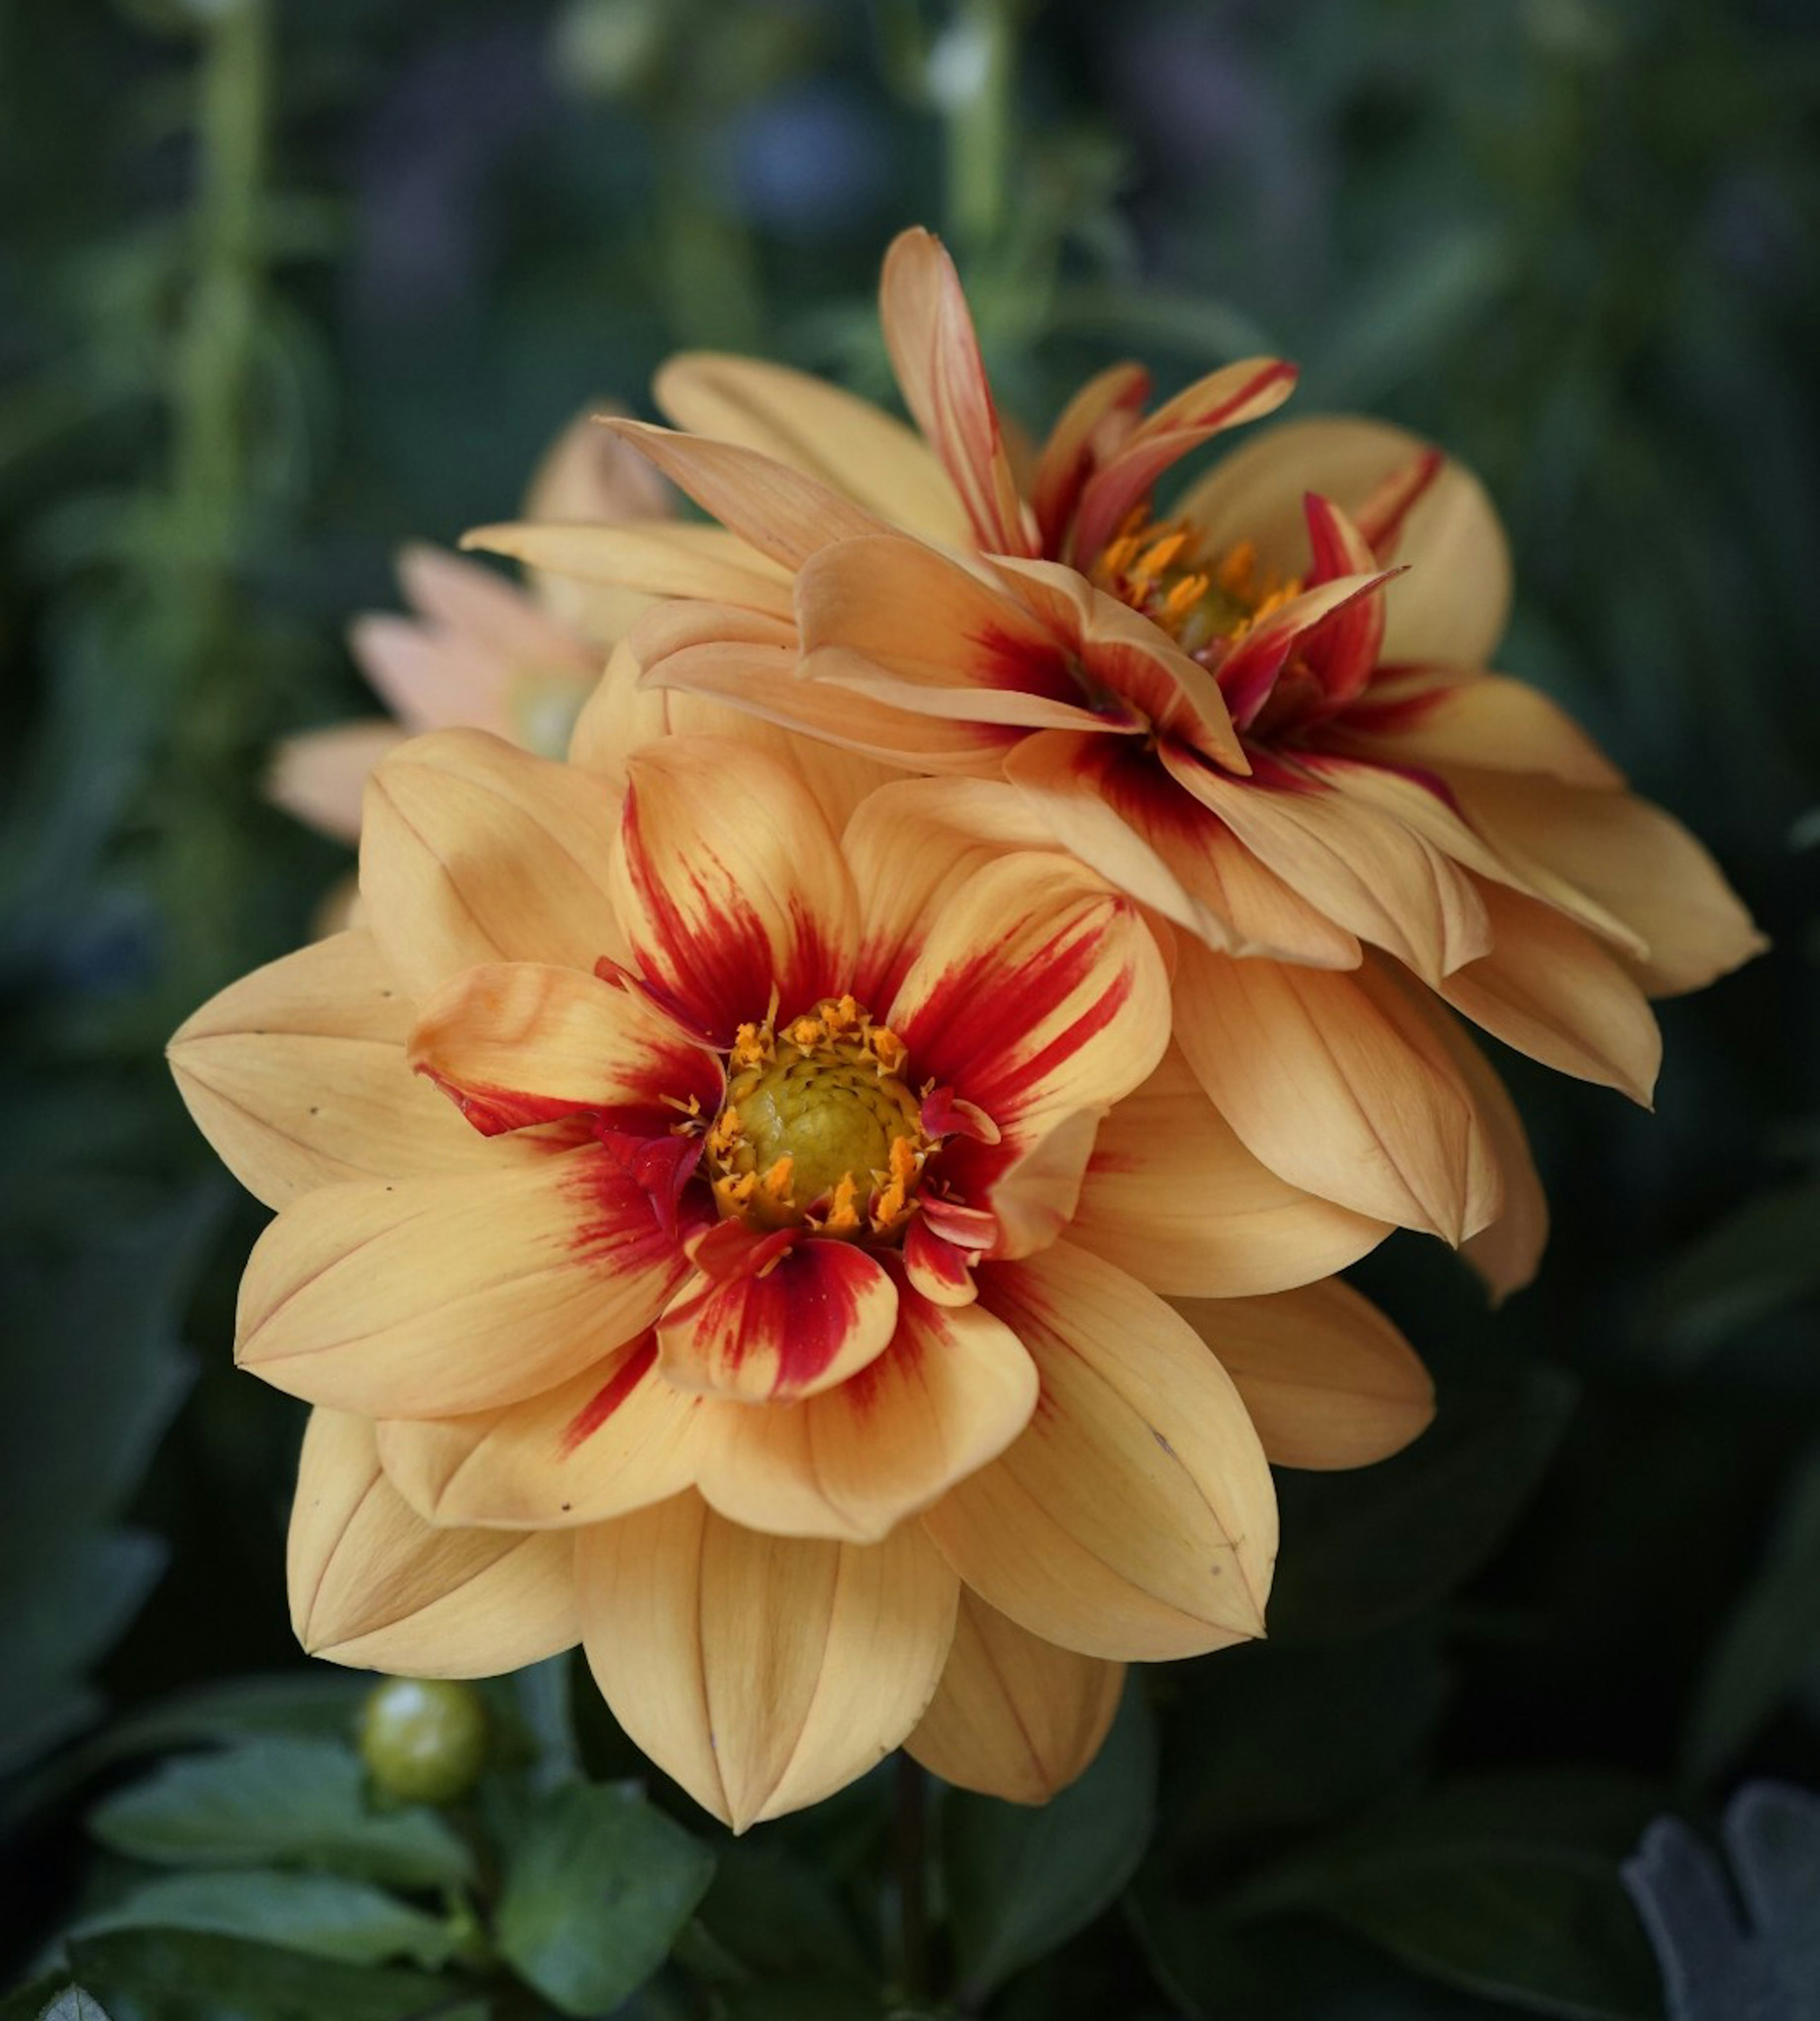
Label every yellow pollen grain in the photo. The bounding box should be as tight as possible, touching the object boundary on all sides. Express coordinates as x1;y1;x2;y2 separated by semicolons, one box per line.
759;1156;795;1205
1163;571;1210;620
820;1172;862;1235
1130;528;1188;584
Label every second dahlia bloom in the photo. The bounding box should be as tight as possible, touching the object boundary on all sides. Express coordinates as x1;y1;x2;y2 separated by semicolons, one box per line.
171;729;1434;1826
479;230;1765;1289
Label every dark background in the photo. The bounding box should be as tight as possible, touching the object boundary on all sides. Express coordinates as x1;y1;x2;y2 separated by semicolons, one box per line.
2;1;1817;2014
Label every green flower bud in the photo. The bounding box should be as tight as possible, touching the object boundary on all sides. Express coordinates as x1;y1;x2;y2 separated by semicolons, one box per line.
358;1677;489;1805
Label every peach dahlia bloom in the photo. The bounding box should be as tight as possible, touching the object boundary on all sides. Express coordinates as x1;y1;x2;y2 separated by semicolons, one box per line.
268;409;670;847
481;229;1763;1292
170;728;1434;1826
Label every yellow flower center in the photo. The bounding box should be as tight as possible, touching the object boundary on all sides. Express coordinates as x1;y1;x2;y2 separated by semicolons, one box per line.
1093;512;1301;657
705;996;928;1241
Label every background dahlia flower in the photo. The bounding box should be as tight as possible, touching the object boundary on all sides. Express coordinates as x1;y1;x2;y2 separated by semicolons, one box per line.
478;227;1764;1298
266;407;670;850
170;728;1434;1826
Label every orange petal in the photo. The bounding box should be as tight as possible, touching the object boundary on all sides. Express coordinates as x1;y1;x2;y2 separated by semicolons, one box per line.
1165;745;1492;983
1070;358;1300;566
795;535;1117;732
393;542;600;675
886;851;1170;1201
237;1141;694;1416
1030;361;1150;556
1173;415;1513;665
1441;884;1661;1103
1002;731;1360;964
1445;768;1766;997
376;1333;707;1529
656;1240;899;1403
268;722;408;844
360;730;625;996
519;405;675;524
1071;1044;1390;1295
576;1493;959;1830
906;1588;1124;1803
655;352;968;543
611;736;860;1044
1329;667;1624;789
922;1242;1276;1660
601;418;889;571
463;520;793;622
1173;939;1505;1243
408;961;721;1134
289;1409;578;1675
879;227;1033;556
693;1285;1037;1541
168;931;489;1210
1179;1279;1434;1470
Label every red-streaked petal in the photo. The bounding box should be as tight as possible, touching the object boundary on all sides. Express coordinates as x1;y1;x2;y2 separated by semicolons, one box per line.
408;961;722;1135
922;1242;1277;1660
694;1285;1037;1541
655;351;968;542
887;851;1171;1200
1165;743;1491;983
1071;1044;1390;1296
1031;362;1151;555
1296;492;1385;706
1216;567;1400;730
236;1140;697;1417
1172;938;1505;1244
359;729;626;996
1327;666;1625;789
601;418;890;570
1069;358;1300;566
611;736;860;1046
880;227;1035;557
903;1218;980;1305
656;1240;899;1402
1002;730;1360;964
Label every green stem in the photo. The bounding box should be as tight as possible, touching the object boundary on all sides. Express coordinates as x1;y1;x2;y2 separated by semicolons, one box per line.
942;0;1021;260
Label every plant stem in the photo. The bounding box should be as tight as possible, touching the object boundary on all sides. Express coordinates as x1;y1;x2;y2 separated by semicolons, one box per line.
894;1751;931;2002
942;0;1021;260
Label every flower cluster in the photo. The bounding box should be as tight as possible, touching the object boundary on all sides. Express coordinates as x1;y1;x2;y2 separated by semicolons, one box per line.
172;229;1760;1829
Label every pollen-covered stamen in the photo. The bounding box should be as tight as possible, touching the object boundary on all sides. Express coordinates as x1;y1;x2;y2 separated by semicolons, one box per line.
1092;509;1302;660
705;997;931;1241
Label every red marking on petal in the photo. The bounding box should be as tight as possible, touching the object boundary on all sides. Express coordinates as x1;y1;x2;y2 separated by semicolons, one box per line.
965;622;1088;708
920;1195;999;1251
415;1067;593;1138
904;1218;977;1301
920;1086;1002;1145
1355;447;1445;559
565;1136;699;1271
1295;494;1384;709
1330;678;1450;739
687;1217;800;1283
560;1334;659;1453
1300;748;1467;816
594;955;725;1049
666;1238;886;1396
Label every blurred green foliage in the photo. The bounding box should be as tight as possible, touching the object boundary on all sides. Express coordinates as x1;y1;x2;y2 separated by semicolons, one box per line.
2;0;1818;2013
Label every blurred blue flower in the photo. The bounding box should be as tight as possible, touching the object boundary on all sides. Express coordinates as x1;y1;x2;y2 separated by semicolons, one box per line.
1622;1782;1820;2021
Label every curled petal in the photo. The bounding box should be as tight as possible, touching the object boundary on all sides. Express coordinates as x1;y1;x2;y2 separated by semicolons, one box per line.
655;352;967;543
907;1589;1124;1804
1329;667;1625;789
577;1494;959;1831
360;730;625;996
169;931;489;1210
1173;940;1505;1244
289;1410;578;1676
1179;1279;1435;1470
611;736;860;1045
694;1286;1038;1542
376;1334;707;1530
237;1141;694;1417
923;1242;1277;1660
656;1240;899;1402
880;227;1034;557
1072;1045;1390;1296
1031;361;1151;556
409;961;722;1135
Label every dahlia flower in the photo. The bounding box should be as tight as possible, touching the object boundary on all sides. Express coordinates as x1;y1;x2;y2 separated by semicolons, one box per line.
477;229;1763;1290
267;408;669;847
171;729;1433;1825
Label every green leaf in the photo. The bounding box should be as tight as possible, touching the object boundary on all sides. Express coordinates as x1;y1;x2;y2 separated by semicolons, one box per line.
1647;1179;1820;1355
1684;1444;1820;1783
697;1840;872;1983
86;1672;373;1766
0;1983;111;2021
67;1869;461;1970
1228;1773;1663;2021
946;1680;1157;2003
493;1779;716;2016
89;1739;473;1889
38;1994;115;2021
1266;1354;1576;1643
63;1930;450;2021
